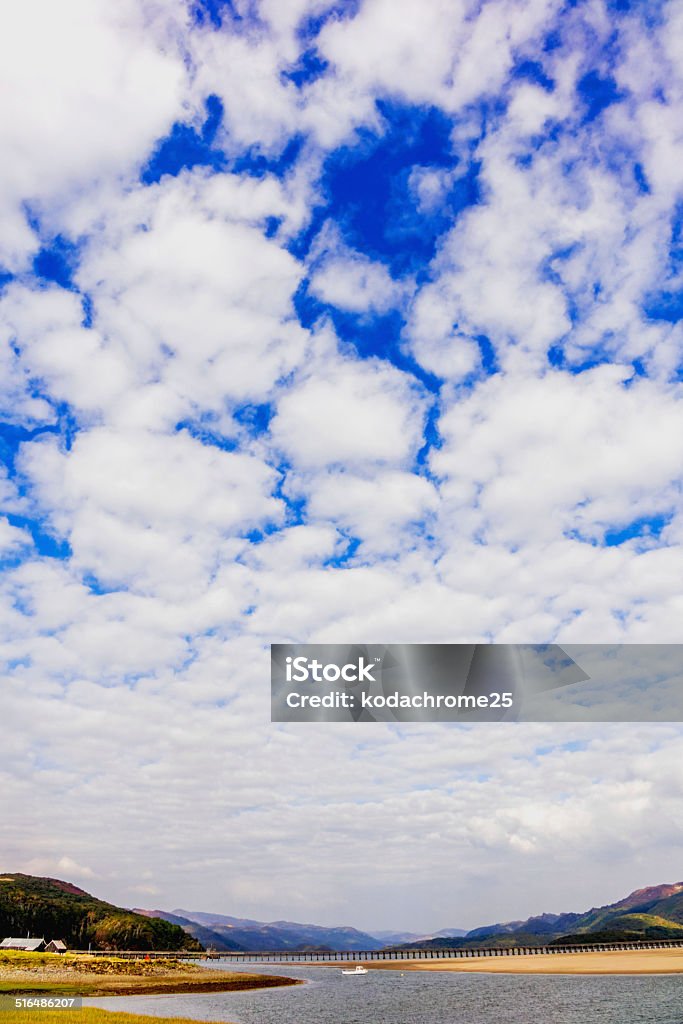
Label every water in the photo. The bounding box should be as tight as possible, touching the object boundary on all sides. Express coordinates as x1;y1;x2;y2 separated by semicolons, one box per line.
85;960;683;1024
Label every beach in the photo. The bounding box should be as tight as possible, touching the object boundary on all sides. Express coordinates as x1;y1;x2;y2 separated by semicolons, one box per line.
314;948;683;975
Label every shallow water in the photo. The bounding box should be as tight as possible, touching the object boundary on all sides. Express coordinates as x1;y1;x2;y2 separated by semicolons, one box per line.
85;960;683;1024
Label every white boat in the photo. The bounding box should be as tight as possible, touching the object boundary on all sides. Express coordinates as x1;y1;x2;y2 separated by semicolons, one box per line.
341;965;368;975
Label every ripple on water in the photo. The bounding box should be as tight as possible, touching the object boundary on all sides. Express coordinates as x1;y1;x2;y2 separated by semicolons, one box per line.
84;960;683;1024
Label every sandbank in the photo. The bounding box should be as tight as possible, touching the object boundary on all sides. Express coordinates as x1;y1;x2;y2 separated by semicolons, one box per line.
313;948;683;975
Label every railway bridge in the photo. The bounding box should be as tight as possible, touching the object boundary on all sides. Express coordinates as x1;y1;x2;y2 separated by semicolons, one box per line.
74;938;683;962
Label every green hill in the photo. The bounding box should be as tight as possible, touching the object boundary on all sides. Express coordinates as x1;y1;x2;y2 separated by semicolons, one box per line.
0;874;203;952
549;884;683;942
397;881;683;950
479;882;683;947
629;889;683;925
550;915;683;945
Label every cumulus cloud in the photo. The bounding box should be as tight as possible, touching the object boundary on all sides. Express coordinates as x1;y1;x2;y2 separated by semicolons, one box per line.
310;253;403;314
271;336;427;469
304;469;438;552
1;0;683;933
0;0;186;270
433;367;683;547
75;172;310;418
315;0;559;114
0;518;32;557
19;428;282;596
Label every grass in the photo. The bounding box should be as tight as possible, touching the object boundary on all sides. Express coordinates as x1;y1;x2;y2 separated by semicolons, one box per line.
611;913;683;931
0;952;74;966
0;949;299;997
0;982;89;995
0;951;195;995
0;951;197;975
0;1012;234;1024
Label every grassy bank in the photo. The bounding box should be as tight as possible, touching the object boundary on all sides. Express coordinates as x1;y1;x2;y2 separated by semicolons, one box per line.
0;951;298;997
0;1011;233;1024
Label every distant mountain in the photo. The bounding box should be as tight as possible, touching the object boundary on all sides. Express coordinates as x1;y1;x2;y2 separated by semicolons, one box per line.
546;883;683;943
466;912;583;941
370;930;429;945
150;908;387;952
398;882;683;950
175;910;263;930
0;874;202;952
550;915;683;946
133;910;246;952
609;883;683;914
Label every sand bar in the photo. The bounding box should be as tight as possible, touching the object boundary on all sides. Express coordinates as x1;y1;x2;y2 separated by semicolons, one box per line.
312;948;683;975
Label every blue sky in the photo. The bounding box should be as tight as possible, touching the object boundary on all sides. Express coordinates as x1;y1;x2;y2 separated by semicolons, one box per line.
1;0;683;932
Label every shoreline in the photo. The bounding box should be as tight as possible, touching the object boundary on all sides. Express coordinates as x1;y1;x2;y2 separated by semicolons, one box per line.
6;946;683;992
0;953;300;998
306;947;683;976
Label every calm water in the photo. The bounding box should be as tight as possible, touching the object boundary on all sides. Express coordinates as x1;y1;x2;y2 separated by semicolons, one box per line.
85;960;683;1024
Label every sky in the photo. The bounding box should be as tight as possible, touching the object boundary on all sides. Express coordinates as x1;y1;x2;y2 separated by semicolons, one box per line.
1;0;683;935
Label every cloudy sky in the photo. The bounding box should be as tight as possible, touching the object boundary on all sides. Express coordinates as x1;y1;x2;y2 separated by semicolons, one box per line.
2;0;683;935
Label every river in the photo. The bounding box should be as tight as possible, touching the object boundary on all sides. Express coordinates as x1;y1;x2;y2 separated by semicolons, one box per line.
84;960;683;1023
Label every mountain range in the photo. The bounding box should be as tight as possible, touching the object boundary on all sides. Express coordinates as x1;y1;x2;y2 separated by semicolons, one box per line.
134;908;388;952
397;881;683;949
5;873;683;955
134;909;470;952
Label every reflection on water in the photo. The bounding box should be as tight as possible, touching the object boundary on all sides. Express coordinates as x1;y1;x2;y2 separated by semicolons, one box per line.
85;960;683;1024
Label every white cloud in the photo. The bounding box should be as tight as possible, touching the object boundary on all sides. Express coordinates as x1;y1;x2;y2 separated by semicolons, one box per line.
25;428;280;533
0;518;32;556
303;469;439;553
75;173;309;417
0;0;187;270
23;857;95;880
2;0;683;937
310;254;403;314
401;10;683;379
406;289;482;380
0;284;133;419
409;166;457;213
434;366;683;547
18;428;282;595
271;339;427;469
244;524;343;572
307;219;410;314
316;0;560;114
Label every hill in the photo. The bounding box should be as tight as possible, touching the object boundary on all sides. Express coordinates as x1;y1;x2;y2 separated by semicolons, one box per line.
137;908;386;952
0;874;202;952
133;910;246;952
371;930;432;945
550;913;683;946
398;881;683;950
429;927;468;939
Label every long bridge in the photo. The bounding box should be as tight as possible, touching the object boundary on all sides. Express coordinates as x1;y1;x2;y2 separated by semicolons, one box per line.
75;938;683;961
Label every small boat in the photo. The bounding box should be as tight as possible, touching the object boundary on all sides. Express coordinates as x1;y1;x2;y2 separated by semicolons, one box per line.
341;965;368;975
